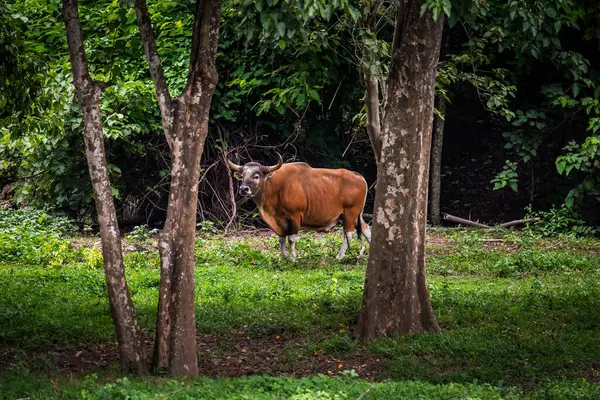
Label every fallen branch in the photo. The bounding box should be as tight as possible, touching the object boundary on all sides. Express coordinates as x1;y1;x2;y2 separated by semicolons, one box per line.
443;213;540;230
497;218;540;228
442;213;492;229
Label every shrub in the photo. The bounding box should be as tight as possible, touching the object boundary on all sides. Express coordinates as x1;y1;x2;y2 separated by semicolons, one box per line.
524;206;598;238
0;208;79;266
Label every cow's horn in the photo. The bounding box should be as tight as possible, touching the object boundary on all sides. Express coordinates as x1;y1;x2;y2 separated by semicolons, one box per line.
266;152;284;173
226;155;242;172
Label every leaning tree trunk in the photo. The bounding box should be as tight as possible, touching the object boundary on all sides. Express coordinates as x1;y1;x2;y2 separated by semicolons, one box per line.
62;0;147;373
357;0;444;339
429;95;446;226
364;72;382;164
135;0;221;376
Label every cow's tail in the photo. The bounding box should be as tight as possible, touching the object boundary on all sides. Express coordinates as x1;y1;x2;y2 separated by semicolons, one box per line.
355;214;363;241
355;174;369;243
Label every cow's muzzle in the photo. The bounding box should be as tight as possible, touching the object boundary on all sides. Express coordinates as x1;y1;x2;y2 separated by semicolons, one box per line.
239;185;252;197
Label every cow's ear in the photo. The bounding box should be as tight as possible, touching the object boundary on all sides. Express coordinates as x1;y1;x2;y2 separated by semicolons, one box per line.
266;172;276;179
233;172;243;180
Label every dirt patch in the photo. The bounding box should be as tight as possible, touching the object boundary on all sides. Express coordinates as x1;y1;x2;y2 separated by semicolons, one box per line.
427;233;455;248
0;332;382;380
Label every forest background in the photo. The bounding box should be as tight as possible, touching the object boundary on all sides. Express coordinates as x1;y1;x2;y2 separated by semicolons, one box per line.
1;0;600;229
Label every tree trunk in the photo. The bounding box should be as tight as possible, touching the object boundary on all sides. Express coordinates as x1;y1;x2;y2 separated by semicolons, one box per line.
135;0;221;376
62;0;147;373
357;0;444;340
429;95;446;226
154;107;209;375
364;72;382;164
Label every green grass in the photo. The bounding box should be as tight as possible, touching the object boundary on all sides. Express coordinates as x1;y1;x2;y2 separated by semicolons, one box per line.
1;372;599;399
1;213;600;398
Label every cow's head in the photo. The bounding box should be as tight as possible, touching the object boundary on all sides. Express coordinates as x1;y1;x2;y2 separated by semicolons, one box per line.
226;153;284;197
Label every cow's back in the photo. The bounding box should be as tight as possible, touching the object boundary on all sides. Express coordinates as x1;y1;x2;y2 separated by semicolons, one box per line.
263;163;367;230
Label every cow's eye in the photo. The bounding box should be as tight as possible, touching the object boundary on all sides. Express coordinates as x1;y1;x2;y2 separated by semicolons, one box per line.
253;174;260;180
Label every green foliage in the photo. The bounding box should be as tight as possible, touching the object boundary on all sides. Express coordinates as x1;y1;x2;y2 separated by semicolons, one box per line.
491;160;519;191
0;1;46;118
421;0;452;21
3;372;600;400
126;225;153;244
0;208;76;236
447;0;600;207
524;205;599;237
228;0;361;46
125;225;157;253
196;220;218;236
556;136;600;207
0;0;370;218
0;208;79;266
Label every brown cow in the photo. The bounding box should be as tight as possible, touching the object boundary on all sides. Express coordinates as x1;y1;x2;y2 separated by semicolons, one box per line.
227;154;371;259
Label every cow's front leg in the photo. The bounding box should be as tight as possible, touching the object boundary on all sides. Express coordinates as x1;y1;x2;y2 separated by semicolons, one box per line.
279;236;288;259
288;234;299;260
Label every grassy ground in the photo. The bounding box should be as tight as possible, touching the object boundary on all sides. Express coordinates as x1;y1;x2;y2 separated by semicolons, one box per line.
1;210;599;398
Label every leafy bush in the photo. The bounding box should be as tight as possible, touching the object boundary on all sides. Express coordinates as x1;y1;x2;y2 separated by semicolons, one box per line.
0;208;79;266
0;208;76;236
524;206;598;237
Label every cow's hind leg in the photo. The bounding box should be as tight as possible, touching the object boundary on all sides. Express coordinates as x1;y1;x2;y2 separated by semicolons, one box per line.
336;230;355;259
337;207;365;259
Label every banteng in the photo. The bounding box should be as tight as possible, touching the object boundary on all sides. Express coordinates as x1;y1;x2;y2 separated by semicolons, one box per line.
227;154;371;259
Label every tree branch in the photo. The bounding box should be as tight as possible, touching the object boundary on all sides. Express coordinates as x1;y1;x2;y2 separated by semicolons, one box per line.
442;213;541;229
133;0;174;150
443;213;493;229
390;0;407;65
184;0;221;98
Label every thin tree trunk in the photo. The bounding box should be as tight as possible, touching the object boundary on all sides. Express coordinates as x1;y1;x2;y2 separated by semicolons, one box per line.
62;0;147;373
429;95;446;226
357;0;444;339
135;0;221;376
364;72;382;164
359;0;389;165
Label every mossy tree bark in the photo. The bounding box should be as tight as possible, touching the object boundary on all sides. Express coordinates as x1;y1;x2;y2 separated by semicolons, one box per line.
357;0;444;339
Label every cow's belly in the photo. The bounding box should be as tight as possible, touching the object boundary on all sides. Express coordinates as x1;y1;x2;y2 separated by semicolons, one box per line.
300;217;339;232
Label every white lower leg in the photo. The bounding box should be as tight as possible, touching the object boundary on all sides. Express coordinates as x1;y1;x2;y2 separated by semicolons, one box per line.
288;234;299;260
337;231;354;259
279;236;288;258
362;223;371;244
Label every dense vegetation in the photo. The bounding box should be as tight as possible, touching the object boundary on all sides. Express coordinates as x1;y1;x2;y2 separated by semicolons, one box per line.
0;209;599;397
1;0;599;227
